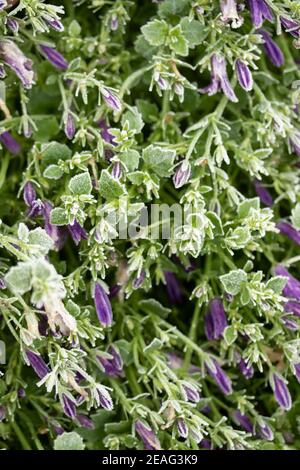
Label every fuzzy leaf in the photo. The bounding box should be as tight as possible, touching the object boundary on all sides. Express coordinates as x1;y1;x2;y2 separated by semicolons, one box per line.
69;172;92;195
50;208;68;226
141;19;168;46
220;269;247;295
142;145;176;177
54;432;85;451
43;164;64;180
99;170;126;200
5;263;32;294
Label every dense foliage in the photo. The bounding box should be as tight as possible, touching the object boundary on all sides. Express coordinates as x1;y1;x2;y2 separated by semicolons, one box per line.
1;0;300;451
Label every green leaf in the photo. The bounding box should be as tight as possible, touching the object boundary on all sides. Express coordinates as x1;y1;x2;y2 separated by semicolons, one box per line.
127;171;145;185
54;432;85;451
158;0;190;17
238;198;260;218
220;269;247;295
141;19;168;46
291;202;300;230
144;338;164;353
267;276;287;294
142;145;176;177
28;228;54;254
99;170;126;200
121;107;144;133
119;149;140;172
180;18;207;47
223;326;238;346
206;212;223;236
139;299;171;318
33;116;59;142
69;172;92;195
169;33;189;56
136;99;159;123
41;141;72;163
50;208;68;226
43;164;64;180
5;263;32;295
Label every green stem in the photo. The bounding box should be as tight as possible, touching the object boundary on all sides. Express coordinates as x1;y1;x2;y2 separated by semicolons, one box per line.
11;421;31;450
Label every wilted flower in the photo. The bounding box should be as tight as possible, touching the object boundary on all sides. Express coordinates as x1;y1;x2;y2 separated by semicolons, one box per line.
199;54;238;102
233;411;253;433
135;420;161;450
248;0;273;28
205;298;227;340
61;393;77;419
206;358;232;395
94;282;113;327
0;131;21;155
260;30;284;67
40;45;68;70
235;59;253;91
220;0;243;28
253;179;273;206
173;160;191;189
277;221;300;246
164;271;183;305
270;372;292;411
97;345;123;378
101;87;122;112
68;220;87;246
25;350;50;379
0;40;34;89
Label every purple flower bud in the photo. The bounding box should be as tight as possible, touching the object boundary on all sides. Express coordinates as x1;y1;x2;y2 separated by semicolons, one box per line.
112;161;122;180
44;17;64;32
280;17;300;38
177;418;188;439
271;372;292;411
293;363;300;383
40;45;68;71
281;315;298;331
43;201;67;250
199;54;238;103
238;356;254;379
52;421;64;435
173;160;191;189
109;284;121;299
257;420;274;441
248;0;273;28
205;298;227;340
276;221;300;246
98;119;114;144
206;358;233;395
97;345;123;378
135;420;161;450
62;393;77;419
110;14;119;31
133;269;145;290
97;387;113;410
233;411;253;433
220;0;243;28
28;199;44;218
94;282;113;327
199;439;212;449
181;382;201;403
18;387;26;398
64;113;76;140
23;182;36;207
25;350;50;379
0;40;34;89
68;220;87;246
164;271;183;305
236;59;253;91
76;414;94;429
6;18;19;33
101;87;122;113
253;179;273;206
0;131;21;155
0;406;6;422
275;265;300;301
260;30;284;68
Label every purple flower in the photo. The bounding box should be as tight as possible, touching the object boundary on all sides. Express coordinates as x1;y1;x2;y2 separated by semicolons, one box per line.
199;439;212;449
68;220;87;245
275;265;300;301
18;387;26;398
64;113;76;140
220;0;243;28
43;16;64;32
97;345;123;378
236;59;253;91
23;182;36;207
233;411;253;433
205;298;227;340
173;160;191;189
271;372;292;411
248;0;273;28
133;269;145;290
177;418;188;439
98;119;114;144
52;421;64;435
164;271;183;305
0;131;21;155
238;356;254;379
285;300;300;317
253;179;273;206
135;420;161;450
43;201;67;250
260;30;284;68
281;315;298;331
199;54;238;102
40;45;68;71
97;386;113;410
110;14;119;31
101;87;122;112
181;382;201;403
206;358;232;395
109;284;121;299
62;393;77;419
276;221;300;246
0;40;34;89
112;161;122;180
6;18;19;33
76;414;94;429
25;350;50;379
257;420;274;441
280;17;300;38
94;282;113;327
293;363;300;383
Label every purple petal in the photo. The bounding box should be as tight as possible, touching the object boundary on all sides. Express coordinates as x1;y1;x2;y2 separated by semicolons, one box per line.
260;30;284;67
276;221;300;246
94;283;113;327
26;350;50;379
0;131;21;154
40;45;68;71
